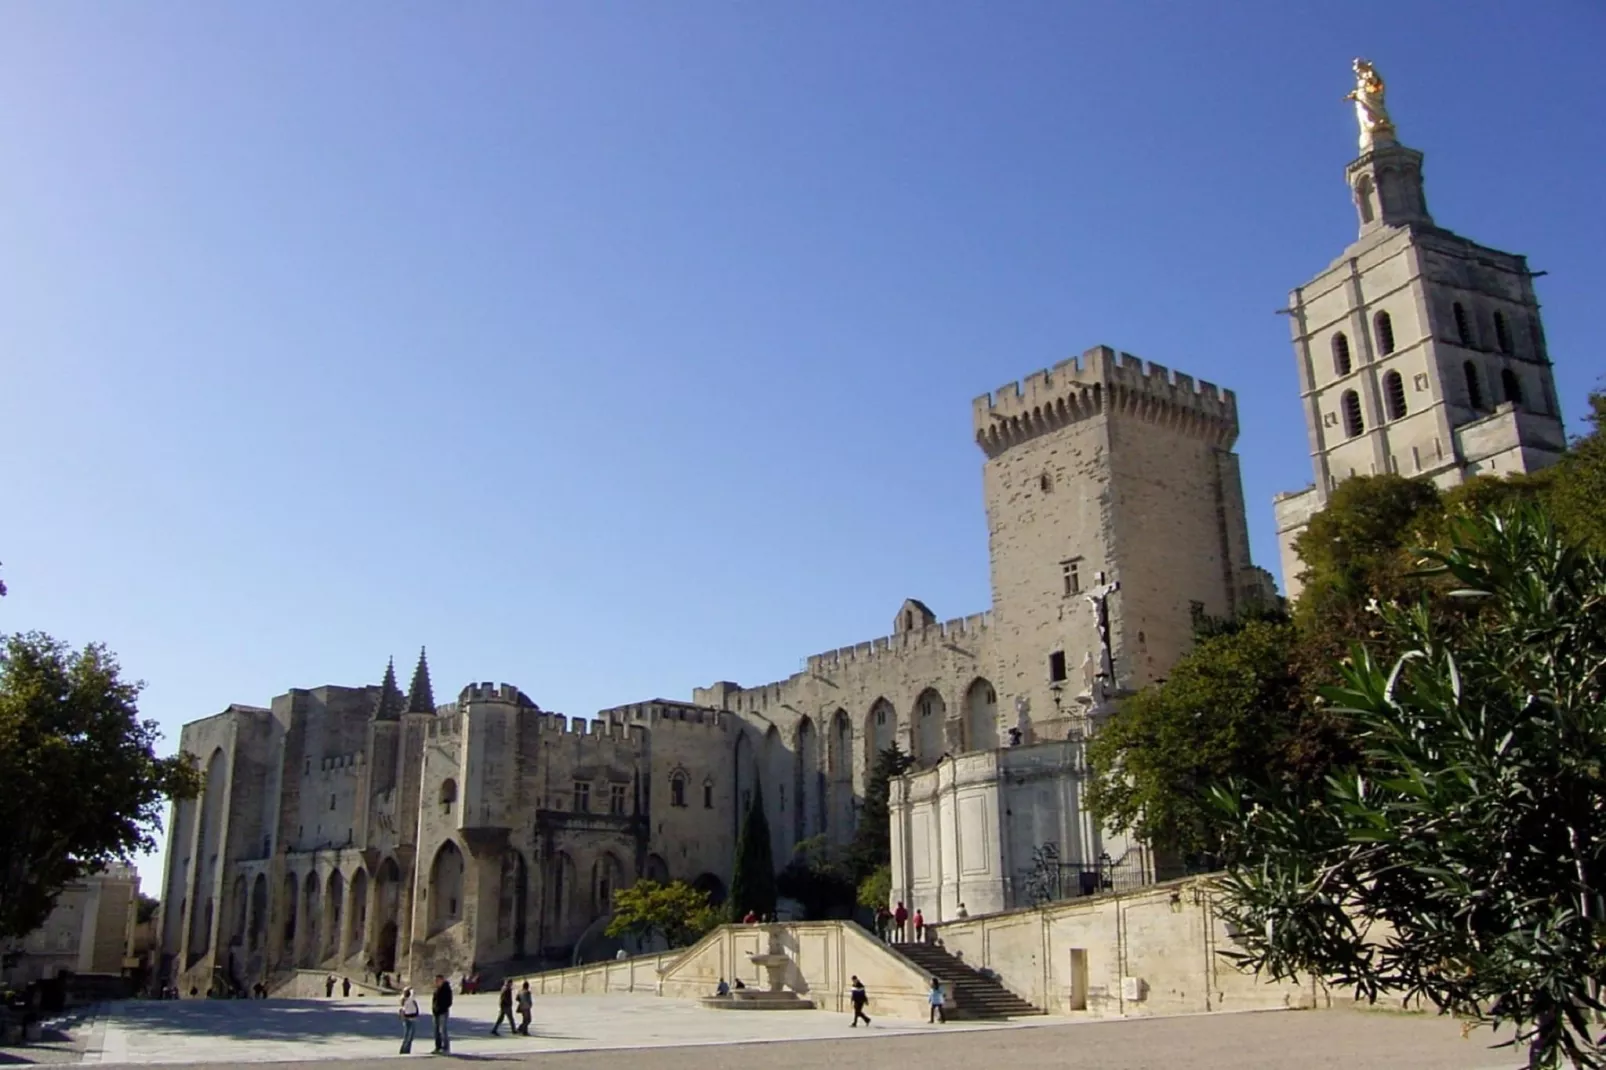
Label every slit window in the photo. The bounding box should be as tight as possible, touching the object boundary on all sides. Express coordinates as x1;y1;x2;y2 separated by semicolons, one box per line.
1501;369;1522;407
1332;332;1352;376
1374;311;1396;355
1453;303;1471;346
1464;362;1484;410
1494;311;1512;354
1383;371;1407;420
1341;390;1364;438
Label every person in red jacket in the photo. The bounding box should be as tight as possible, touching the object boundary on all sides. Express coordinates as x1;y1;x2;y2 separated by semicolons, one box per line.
913;909;925;944
893;901;909;942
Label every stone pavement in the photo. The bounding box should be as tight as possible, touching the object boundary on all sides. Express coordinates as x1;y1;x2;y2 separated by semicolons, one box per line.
50;992;1520;1068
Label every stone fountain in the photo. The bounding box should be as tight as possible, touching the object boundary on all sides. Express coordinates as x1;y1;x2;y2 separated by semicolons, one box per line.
701;925;815;1011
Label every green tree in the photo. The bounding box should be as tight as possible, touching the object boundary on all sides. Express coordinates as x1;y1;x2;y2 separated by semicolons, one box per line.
856;864;891;912
1211;507;1606;1070
1547;389;1606;553
136;894;160;925
728;783;776;920
604;880;719;949
1085;619;1314;863
848;744;912;880
776;836;856;919
0;632;200;941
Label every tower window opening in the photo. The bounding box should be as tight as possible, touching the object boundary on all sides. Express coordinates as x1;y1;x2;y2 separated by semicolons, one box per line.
1341;390;1364;438
1501;369;1522;407
1048;651;1068;684
1464;362;1485;410
1453;303;1471;346
669;773;687;808
1062;559;1081;597
1374;311;1396;355
1331;332;1352;377
610;783;627;814
572;781;591;813
1383;371;1407;420
1039;471;1052;493
329;794;336;811
1494;311;1512;354
703;780;714;809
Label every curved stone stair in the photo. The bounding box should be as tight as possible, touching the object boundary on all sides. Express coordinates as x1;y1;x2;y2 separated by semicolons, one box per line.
892;942;1043;1020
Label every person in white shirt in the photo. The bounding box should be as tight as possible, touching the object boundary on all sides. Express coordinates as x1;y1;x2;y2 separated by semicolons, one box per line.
398;987;421;1054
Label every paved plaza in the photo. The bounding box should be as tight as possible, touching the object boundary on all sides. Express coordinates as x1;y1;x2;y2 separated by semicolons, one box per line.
0;992;1526;1069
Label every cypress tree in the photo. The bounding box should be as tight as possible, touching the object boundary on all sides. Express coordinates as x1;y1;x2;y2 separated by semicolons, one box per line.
728;782;777;920
848;743;912;881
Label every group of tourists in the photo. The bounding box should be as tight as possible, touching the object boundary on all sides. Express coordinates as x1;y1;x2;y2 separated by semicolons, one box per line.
842;974;948;1026
397;975;534;1055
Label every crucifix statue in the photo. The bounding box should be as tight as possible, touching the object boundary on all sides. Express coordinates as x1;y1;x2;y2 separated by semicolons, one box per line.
1083;571;1120;704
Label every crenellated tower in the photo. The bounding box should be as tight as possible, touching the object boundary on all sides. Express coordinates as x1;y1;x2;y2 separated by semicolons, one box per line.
973;344;1270;740
1273;60;1568;598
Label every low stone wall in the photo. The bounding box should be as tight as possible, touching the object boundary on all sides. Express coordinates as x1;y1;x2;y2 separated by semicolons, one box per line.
511;952;679;997
930;877;1317;1017
269;969;391;1000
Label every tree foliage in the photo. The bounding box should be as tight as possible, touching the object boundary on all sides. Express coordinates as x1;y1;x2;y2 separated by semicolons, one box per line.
728;782;776;920
1085;618;1319;863
1211;508;1606;1070
775;836;856;919
0;632;200;941
856;864;891;911
604;879;719;949
848;744;912;881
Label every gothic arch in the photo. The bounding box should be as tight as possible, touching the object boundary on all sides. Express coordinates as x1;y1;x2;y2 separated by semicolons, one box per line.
828;709;854;843
324;870;345;958
300;871;321;965
645;854;670;883
964;678;998;752
374;857;402;972
865;698;896;769
692;872;727;906
281;872;298;956
497;849;529;955
188;747;228;956
229;875;248;947
429;840;465;935
347;867;369;953
249;873;267;952
912;688;946;767
763;724;789;864
545;851;577;946
795;716;821;843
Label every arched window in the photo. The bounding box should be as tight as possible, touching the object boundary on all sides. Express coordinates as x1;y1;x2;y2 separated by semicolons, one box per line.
1374;311;1396;355
1501;369;1522;407
1332;332;1352;377
669;772;687;808
703;778;714;809
1464;362;1484;410
1341;390;1364;438
1383;371;1407;420
1453;303;1471;346
1493;311;1512;354
439;779;456;815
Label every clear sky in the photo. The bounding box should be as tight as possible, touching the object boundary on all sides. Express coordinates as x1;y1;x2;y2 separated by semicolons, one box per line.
3;2;1602;892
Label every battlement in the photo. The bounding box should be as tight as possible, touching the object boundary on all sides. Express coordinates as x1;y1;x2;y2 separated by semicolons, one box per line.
806;610;992;673
457;682;540;708
972;345;1239;458
601;700;732;732
534;710;649;746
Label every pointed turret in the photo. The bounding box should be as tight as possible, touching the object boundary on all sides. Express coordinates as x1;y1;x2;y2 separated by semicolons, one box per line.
406;647;436;714
373;657;404;721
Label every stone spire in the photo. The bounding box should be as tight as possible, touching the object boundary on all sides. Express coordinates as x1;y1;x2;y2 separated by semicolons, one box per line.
373;657;404;721
406;647;436;714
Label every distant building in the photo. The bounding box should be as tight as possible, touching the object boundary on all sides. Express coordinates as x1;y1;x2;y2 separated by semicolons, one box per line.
1;863;141;987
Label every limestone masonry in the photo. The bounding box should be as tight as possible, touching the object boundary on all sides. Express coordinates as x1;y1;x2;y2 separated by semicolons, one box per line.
158;340;1273;994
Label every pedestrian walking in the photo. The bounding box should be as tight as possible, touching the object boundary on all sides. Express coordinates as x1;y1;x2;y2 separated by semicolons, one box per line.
430;973;453;1053
516;981;533;1035
913;909;925;944
893;901;908;942
849;975;871;1027
398;987;420;1054
928;978;947;1024
491;979;516;1036
874;905;891;942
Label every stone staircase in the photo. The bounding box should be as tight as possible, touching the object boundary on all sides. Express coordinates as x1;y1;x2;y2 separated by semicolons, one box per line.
892;943;1043;1020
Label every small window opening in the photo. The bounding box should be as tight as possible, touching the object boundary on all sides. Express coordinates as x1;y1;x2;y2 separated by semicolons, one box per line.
572;781;590;813
1039;471;1052;493
1501;369;1522;406
1062;559;1081;597
1332;332;1352;376
1464;362;1484;410
1374;311;1396;355
1494;311;1512;354
1048;651;1068;684
1453;303;1471;346
610;783;627;815
1341;390;1364;438
703;781;714;809
439;779;456;815
670;775;687;808
329;794;336;811
1383;371;1407;420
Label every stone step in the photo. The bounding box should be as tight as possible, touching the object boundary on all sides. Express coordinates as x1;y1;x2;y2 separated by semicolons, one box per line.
883;941;1043;1019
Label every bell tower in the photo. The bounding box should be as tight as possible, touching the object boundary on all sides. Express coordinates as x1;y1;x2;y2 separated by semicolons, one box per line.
1273;60;1568;598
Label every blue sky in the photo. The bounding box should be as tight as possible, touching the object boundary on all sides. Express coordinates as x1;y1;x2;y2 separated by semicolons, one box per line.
3;2;1602;890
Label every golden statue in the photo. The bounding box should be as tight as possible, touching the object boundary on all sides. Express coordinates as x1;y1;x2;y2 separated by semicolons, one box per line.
1345;58;1396;150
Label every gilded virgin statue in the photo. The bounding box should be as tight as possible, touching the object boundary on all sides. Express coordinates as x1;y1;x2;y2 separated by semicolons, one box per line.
1345;58;1396;150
